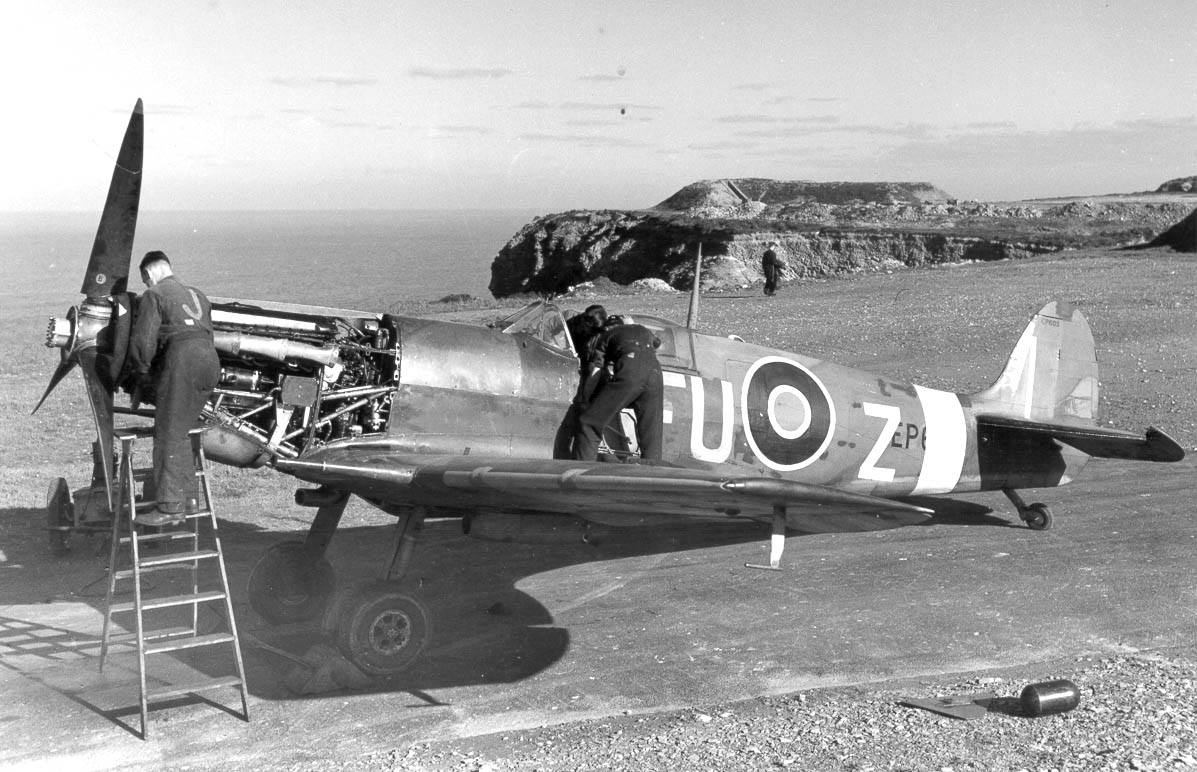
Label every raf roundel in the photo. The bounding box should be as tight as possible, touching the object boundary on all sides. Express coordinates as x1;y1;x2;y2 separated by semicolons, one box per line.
740;356;836;471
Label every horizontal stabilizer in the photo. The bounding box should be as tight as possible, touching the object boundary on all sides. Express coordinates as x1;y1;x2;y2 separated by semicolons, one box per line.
977;415;1185;463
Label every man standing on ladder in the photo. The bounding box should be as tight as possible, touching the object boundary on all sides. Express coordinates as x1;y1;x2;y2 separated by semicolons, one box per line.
128;251;220;526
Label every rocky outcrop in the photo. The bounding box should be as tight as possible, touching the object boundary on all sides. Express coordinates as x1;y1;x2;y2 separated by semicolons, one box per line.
487;178;1197;298
1155;176;1197;193
488;210;1057;297
1148;207;1197;252
656;179;952;210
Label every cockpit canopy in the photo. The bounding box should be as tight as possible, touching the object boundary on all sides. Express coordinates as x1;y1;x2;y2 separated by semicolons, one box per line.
496;301;574;354
495;300;690;367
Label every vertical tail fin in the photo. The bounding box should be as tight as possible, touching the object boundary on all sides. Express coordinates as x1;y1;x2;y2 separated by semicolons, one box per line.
970;302;1099;424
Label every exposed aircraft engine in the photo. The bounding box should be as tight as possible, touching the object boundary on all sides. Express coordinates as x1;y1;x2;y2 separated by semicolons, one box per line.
213;331;343;371
200;300;400;468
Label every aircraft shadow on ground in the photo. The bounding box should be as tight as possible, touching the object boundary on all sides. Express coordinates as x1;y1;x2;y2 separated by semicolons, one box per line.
1;505;772;704
901;495;1009;528
242;517;776;700
0;497;1013;705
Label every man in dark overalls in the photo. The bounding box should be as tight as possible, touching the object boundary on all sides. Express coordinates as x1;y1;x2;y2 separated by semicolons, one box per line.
555;305;609;458
572;316;664;462
762;240;784;296
566;304;608;371
128;251;220;526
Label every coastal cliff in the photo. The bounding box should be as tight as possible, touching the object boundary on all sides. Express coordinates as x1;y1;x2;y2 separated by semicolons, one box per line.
488;179;1195;298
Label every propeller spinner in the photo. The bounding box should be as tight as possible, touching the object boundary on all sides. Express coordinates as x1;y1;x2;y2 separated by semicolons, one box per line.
35;100;144;509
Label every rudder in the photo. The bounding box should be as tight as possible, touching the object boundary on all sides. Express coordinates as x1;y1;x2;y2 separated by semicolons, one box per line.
970;302;1099;424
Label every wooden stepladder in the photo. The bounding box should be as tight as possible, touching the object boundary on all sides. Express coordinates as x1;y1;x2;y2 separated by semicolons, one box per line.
99;428;249;739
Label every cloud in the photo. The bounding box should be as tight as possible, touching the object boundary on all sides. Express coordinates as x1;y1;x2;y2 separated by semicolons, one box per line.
735;120;935;140
408;66;513;79
517;132;647;148
884;117;1197;175
717;114;784;125
685;140;759;152
428;125;495;136
270;76;378;88
965;121;1018;131
565;117;652;128
744;144;844;161
718;114;839;126
515;101;663;113
761;116;1197;198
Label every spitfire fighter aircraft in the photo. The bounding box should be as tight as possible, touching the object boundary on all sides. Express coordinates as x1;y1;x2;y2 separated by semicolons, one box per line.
38;101;1185;676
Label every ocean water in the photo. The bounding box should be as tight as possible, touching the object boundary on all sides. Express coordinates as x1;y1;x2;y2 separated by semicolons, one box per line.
0;209;541;310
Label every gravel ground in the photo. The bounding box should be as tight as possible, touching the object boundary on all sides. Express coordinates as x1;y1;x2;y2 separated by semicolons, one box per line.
380;651;1197;772
376;248;1197;772
5;246;1191;771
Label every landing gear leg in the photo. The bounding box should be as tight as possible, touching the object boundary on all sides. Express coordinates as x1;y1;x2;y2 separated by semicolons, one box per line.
326;507;432;676
1003;488;1053;531
248;490;348;623
384;506;427;582
746;506;788;570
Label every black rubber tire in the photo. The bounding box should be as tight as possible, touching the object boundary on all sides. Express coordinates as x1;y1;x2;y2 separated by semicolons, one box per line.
247;540;335;624
1025;503;1053;531
335;581;430;676
46;477;73;556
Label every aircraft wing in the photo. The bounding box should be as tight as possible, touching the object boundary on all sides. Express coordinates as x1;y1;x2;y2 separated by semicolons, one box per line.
275;446;934;532
977;415;1185;463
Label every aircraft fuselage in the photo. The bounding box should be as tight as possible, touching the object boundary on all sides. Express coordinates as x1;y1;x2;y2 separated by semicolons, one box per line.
379;310;1086;500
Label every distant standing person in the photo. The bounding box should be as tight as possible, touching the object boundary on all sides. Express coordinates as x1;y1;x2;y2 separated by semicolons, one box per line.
129;251;220;526
572;316;664;462
762;241;784;296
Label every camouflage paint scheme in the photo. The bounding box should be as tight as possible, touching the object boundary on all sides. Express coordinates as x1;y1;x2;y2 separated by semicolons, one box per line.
275;299;1180;535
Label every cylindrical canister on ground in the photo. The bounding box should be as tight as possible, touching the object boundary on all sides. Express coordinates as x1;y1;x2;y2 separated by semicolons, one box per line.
1020;679;1081;716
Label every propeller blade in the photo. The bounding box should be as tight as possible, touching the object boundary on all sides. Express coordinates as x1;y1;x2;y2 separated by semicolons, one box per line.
31;354;78;415
78;347;116;511
81;99;144;298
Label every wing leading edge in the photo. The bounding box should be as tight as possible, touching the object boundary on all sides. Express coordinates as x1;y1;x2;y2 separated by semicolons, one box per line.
275;446;933;531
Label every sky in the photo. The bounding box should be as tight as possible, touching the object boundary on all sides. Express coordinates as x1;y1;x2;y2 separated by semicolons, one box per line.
5;0;1196;211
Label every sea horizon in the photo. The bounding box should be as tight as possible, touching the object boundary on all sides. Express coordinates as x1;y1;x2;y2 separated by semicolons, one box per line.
0;208;544;307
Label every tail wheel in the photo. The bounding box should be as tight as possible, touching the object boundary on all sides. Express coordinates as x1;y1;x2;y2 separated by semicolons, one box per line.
46;477;74;556
1023;503;1053;531
334;581;430;676
248;540;335;624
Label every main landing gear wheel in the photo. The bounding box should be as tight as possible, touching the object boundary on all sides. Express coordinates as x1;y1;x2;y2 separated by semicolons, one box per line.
46;477;73;556
247;540;335;624
1021;503;1053;531
333;581;430;676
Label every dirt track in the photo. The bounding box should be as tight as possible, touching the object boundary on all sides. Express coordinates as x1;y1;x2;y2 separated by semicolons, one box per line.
2;246;1194;770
